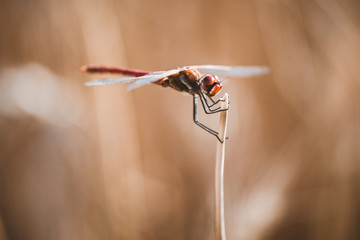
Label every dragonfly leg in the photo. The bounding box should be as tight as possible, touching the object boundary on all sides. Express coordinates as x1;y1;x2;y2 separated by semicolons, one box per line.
193;95;225;143
200;91;229;112
208;94;226;106
209;97;229;106
199;93;229;114
202;92;219;109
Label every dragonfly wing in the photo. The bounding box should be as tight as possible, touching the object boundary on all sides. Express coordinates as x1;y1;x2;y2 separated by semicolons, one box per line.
85;71;169;87
85;76;140;86
191;65;269;77
127;69;181;90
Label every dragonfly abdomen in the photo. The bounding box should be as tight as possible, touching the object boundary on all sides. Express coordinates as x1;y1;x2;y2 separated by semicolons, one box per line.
81;65;151;76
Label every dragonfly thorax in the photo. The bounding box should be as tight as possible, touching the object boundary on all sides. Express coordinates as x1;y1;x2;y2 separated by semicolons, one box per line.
161;68;202;94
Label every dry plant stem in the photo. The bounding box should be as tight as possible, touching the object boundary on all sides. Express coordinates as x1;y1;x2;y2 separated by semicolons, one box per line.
215;93;229;240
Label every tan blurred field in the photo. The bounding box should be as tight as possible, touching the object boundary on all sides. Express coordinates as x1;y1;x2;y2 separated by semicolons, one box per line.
0;0;359;239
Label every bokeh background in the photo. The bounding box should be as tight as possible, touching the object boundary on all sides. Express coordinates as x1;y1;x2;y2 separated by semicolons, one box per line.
1;0;359;239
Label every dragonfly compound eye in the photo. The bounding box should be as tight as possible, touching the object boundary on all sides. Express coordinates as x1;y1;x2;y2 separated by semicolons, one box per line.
208;82;222;96
201;75;222;96
202;75;215;86
201;75;215;92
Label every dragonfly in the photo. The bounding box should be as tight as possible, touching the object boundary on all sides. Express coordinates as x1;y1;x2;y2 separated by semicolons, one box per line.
81;64;268;142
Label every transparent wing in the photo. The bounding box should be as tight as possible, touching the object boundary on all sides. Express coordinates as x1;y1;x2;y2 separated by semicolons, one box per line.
191;65;269;77
85;76;141;86
85;71;168;87
127;69;181;90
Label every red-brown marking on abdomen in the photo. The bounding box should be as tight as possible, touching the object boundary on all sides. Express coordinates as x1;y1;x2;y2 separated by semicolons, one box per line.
81;65;151;77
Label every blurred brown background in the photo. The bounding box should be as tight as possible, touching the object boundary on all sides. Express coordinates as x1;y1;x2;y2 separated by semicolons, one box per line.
0;0;359;239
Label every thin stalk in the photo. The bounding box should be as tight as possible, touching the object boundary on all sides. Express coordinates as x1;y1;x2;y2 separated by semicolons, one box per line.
215;93;229;240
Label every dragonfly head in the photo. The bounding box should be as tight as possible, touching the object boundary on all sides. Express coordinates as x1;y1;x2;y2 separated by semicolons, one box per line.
200;74;222;97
